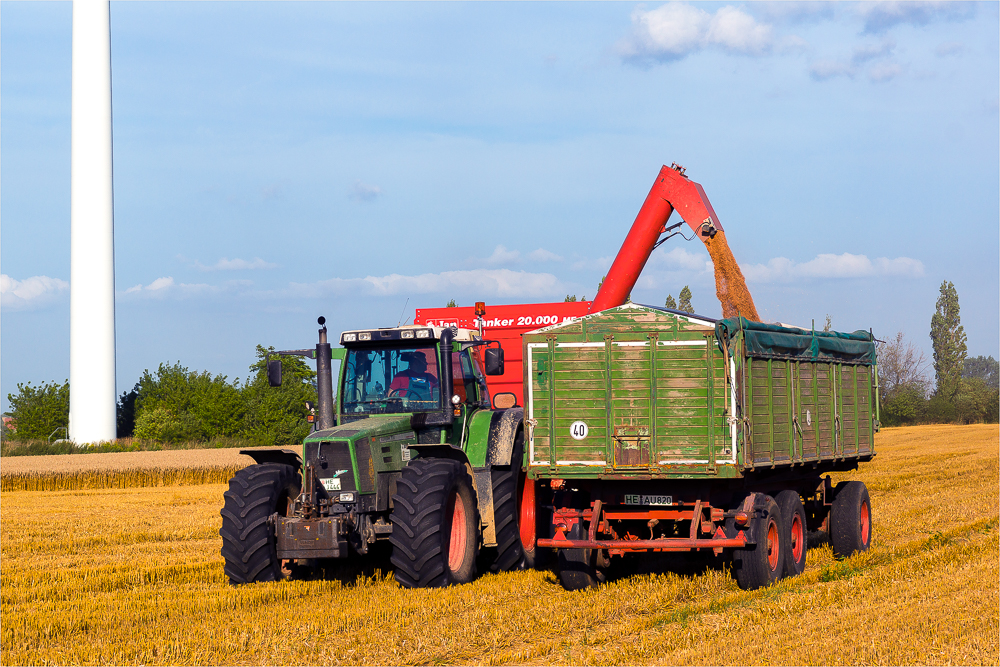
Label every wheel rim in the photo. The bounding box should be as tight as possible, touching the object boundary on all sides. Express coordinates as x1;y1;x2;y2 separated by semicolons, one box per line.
860;500;871;546
448;491;468;572
790;513;805;564
519;476;536;551
766;518;780;572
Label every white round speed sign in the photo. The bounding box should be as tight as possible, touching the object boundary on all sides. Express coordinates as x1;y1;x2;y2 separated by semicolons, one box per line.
569;421;588;440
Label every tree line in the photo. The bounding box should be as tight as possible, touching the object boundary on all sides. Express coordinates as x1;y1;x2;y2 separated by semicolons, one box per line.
2;346;317;448
878;281;998;426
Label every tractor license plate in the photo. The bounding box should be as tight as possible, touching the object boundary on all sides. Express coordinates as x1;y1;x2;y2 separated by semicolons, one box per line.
322;478;341;492
623;494;673;506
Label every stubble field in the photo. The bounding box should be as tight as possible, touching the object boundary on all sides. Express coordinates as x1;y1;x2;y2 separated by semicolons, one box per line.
1;424;997;665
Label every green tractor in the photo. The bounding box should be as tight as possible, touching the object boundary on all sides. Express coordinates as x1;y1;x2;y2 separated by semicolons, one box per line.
220;317;540;587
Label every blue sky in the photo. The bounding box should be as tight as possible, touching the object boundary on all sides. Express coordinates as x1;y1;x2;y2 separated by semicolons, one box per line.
2;1;998;410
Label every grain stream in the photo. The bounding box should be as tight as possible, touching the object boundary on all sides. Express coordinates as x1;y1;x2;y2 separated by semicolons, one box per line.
703;230;759;321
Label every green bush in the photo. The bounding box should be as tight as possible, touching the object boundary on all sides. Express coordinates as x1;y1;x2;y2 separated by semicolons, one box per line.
5;381;70;442
241;345;317;447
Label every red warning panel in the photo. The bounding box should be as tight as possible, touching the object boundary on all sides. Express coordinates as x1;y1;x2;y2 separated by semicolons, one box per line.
414;301;591;406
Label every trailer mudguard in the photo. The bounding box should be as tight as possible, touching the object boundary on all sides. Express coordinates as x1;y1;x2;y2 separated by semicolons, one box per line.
239;448;302;470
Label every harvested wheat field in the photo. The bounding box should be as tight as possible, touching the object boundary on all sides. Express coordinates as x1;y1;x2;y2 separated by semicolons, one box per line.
1;424;997;665
0;447;254;492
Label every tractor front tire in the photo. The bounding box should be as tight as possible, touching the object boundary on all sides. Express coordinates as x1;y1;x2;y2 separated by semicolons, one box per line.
220;463;301;584
390;458;480;588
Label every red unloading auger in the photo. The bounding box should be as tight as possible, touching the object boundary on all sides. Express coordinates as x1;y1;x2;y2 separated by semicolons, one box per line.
588;163;723;313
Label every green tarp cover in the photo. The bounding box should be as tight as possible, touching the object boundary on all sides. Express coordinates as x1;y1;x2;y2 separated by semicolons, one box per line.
716;317;876;365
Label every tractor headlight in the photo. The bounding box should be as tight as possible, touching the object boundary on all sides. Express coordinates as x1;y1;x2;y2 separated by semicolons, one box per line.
339;492;355;503
416;329;431;339
342;333;357;342
401;330;414;339
359;332;371;341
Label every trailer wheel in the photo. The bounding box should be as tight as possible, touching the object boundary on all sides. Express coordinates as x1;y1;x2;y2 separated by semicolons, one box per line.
557;521;600;591
219;463;301;584
831;481;872;558
775;490;807;577
389;458;480;587
731;494;783;591
489;429;545;571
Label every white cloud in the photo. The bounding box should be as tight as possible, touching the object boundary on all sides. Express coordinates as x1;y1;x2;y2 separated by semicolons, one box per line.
852;39;895;65
868;62;903;82
349;180;383;202
198;257;278;271
809;59;855;81
649;246;713;272
935;41;964;57
860;1;976;34
528;248;564;263
620;2;774;63
742;252;924;283
484;245;521;267
706;6;774;55
289;268;566;300
120;276;217;299
0;274;69;310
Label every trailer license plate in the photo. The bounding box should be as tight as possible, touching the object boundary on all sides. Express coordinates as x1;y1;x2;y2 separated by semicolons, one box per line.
322;478;341;492
623;494;672;506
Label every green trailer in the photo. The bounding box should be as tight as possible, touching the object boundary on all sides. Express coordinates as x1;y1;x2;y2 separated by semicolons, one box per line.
523;304;878;590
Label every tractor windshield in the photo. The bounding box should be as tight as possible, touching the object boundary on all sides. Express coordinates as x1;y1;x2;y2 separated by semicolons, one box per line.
341;345;442;415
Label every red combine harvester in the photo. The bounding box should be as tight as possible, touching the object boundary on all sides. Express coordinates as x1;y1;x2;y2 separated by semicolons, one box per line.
415;163;725;405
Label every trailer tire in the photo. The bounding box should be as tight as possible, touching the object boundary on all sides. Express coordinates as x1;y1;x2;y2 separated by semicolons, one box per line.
219;463;301;584
831;481;872;558
775;490;808;577
489;429;545;571
390;458;480;588
731;495;783;591
558;521;600;591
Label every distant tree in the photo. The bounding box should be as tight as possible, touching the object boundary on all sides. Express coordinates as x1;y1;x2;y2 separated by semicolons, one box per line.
953;378;999;424
963;355;999;390
5;381;70;441
930;280;967;401
117;385;138;438
877;332;930;404
665;294;677;309
134;362;244;442
880;384;927;427
823;314;832;333
446;299;457;308
241;345;318;447
678;286;694;314
564;295;577;302
877;332;931;426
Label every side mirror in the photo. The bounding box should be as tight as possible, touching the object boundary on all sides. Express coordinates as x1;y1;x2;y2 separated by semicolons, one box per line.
484;347;504;376
267;359;282;387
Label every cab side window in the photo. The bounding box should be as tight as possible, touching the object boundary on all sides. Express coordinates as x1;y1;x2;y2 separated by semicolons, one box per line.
451;351;478;403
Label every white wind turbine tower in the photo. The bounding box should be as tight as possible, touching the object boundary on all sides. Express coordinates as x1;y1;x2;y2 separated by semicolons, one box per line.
69;0;117;444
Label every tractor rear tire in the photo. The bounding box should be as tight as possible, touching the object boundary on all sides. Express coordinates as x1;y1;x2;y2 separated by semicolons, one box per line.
776;490;808;577
390;458;480;588
831;481;872;558
220;463;301;584
557;521;600;591
731;494;783;591
489;429;545;571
